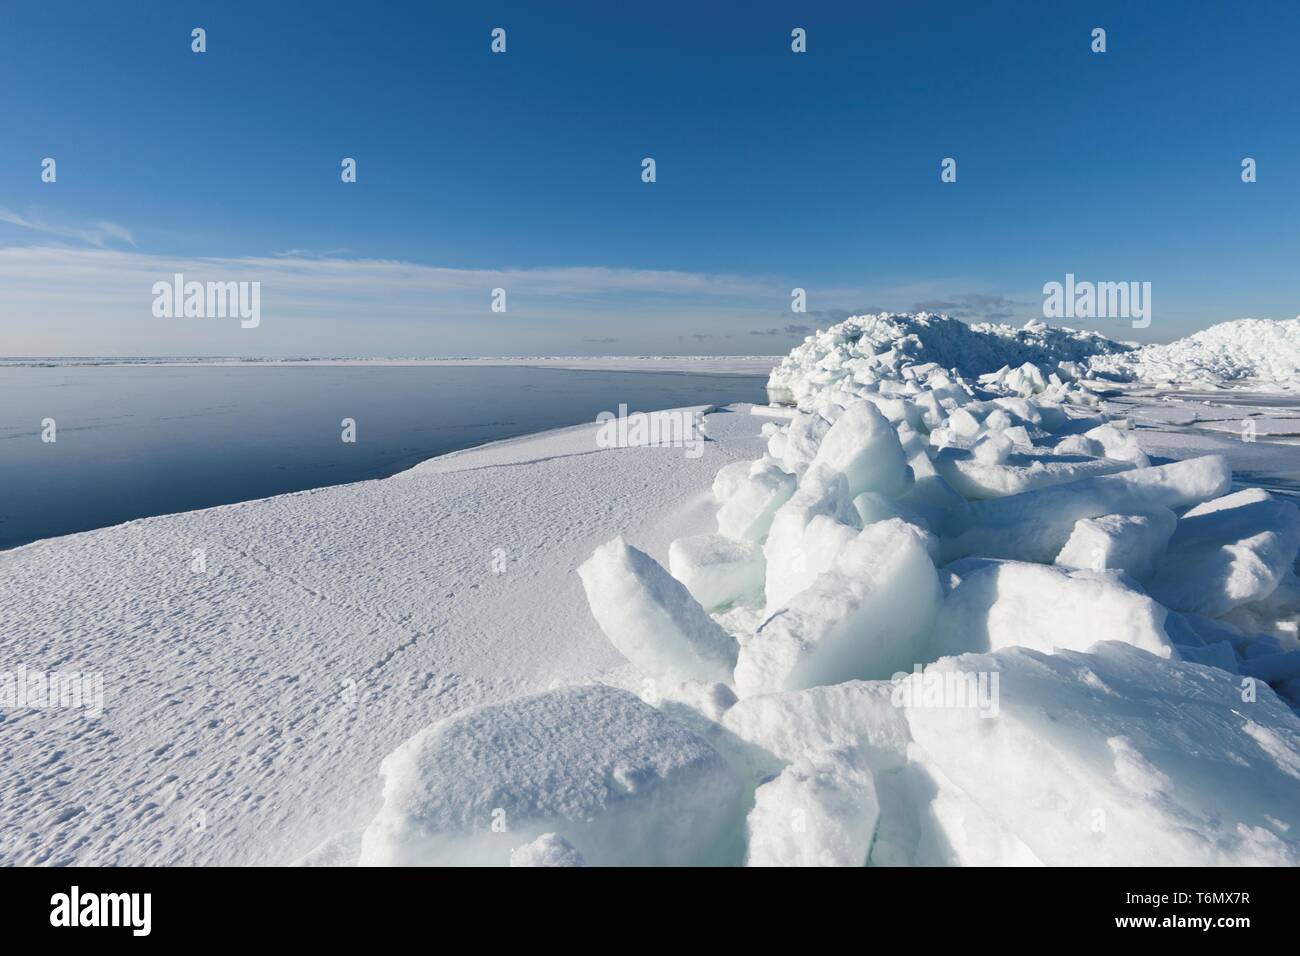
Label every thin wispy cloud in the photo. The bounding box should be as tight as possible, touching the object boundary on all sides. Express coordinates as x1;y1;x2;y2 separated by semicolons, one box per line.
0;246;789;356
0;244;1038;357
0;246;783;300
0;208;136;248
270;248;354;259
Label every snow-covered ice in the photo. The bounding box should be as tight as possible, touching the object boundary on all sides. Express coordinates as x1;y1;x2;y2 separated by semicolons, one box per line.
0;403;770;865
1053;510;1176;580
577;536;739;684
734;519;941;696
667;533;765;612
765;312;1126;406
931;562;1175;659
744;747;879;867
902;643;1300;866
805;401;912;499
10;313;1300;867
1145;488;1300;617
715;458;796;542
720;681;910;777
358;685;742;866
942;456;1232;563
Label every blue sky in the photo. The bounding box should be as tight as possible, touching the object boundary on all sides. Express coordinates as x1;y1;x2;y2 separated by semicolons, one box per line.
2;0;1298;356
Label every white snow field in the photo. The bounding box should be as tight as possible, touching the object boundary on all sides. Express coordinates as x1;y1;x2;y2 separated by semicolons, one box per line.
0;402;770;865
6;314;1300;867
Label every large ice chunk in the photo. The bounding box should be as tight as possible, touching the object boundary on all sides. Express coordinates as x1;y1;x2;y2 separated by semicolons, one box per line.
851;492;943;560
715;458;797;542
932;561;1174;659
777;412;831;477
736;519;941;697
721;680;910;778
903;643;1300;865
668;533;765;611
943;455;1232;563
1146;489;1300;617
577;537;739;683
711;459;753;503
359;685;743;866
902;758;1046;866
1053;509;1176;580
762;469;859;610
1220;569;1300;644
763;514;859;612
745;748;879;867
934;448;1131;500
1083;423;1151;467
806;401;912;499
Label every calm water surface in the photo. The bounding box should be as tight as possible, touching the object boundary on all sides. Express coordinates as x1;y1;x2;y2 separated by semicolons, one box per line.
0;365;767;550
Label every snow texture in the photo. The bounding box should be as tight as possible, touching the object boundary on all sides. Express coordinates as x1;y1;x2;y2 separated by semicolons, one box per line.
1146;489;1300;617
0;401;770;865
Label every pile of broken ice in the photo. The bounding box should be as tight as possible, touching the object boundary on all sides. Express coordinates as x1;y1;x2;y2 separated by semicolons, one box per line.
360;313;1300;867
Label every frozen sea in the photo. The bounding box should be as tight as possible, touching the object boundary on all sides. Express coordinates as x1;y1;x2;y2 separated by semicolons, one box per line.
0;363;769;550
